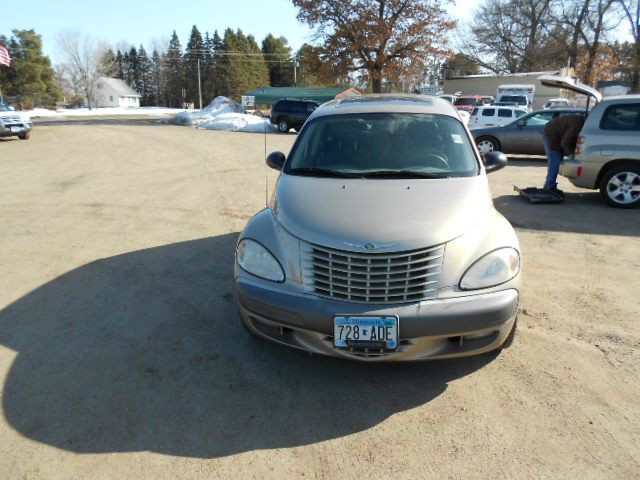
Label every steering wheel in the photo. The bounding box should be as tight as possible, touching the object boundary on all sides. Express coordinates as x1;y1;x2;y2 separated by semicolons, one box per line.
403;150;450;170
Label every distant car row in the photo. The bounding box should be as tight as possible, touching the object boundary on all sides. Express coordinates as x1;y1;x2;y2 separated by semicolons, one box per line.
469;74;640;208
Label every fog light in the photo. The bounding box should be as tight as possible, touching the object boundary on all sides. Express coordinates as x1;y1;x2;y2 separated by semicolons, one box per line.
463;332;494;341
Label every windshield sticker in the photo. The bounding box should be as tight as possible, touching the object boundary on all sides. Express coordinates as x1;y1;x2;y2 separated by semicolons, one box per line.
451;134;463;144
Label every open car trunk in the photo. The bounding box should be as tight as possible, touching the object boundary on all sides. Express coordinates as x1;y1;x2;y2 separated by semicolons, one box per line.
538;75;602;110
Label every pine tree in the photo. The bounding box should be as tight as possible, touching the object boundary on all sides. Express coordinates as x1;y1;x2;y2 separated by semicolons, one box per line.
137;45;152;105
126;46;139;90
262;34;294;87
184;25;205;108
0;29;61;107
98;48;119;77
164;30;183;107
151;49;165;106
115;50;125;80
218;29;269;99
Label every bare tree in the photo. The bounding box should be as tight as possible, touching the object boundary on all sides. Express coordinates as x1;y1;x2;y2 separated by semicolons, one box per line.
456;0;553;73
617;0;640;91
292;0;453;92
56;31;107;109
579;0;618;85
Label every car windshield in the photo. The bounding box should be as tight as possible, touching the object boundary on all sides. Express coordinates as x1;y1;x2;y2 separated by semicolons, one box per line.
285;113;479;178
499;95;528;104
454;97;478;106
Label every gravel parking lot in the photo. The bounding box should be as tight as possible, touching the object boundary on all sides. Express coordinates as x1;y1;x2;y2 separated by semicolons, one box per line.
1;121;638;479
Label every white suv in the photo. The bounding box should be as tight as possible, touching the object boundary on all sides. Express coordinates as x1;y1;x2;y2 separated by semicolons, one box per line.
0;104;32;140
470;106;527;128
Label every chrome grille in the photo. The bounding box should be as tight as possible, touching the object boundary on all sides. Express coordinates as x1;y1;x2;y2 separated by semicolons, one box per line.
1;115;23;124
303;243;444;304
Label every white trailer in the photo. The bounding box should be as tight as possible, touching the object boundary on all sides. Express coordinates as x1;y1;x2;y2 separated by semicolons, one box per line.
496;84;535;111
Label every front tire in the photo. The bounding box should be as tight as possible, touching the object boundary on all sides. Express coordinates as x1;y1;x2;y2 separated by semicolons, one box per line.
18;131;31;140
277;118;290;133
476;136;499;155
599;165;640;208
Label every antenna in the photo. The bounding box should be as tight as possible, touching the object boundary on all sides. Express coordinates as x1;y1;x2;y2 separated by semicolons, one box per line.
264;108;268;207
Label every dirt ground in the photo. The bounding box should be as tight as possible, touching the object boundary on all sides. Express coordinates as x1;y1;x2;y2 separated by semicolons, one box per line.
0;121;638;479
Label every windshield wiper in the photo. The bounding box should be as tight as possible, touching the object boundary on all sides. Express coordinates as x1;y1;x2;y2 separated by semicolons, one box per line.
363;170;451;179
289;167;363;178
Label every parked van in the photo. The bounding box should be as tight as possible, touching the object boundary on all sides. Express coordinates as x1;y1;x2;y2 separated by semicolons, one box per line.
470;105;527;127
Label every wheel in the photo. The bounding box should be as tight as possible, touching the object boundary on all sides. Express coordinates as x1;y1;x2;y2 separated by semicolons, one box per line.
499;319;517;350
277;118;290;133
476;136;499;155
599;164;640;208
18;131;31;140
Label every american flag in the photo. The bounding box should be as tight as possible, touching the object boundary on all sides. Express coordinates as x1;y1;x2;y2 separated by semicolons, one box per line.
0;44;11;67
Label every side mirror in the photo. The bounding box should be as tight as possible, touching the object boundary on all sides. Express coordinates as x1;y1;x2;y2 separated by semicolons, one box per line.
517;120;525;128
483;151;508;174
266;151;286;171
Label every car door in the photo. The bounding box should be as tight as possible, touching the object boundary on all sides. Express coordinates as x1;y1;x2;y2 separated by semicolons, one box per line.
517;111;557;154
480;107;496;126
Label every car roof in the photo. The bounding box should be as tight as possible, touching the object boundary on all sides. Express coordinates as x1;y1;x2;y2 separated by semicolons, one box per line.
310;94;459;119
476;105;525;109
598;95;640;103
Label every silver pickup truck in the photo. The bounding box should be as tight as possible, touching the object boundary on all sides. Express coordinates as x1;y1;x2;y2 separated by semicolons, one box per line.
540;75;640;208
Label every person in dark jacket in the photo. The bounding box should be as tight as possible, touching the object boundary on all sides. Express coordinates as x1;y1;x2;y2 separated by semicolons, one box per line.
542;114;586;193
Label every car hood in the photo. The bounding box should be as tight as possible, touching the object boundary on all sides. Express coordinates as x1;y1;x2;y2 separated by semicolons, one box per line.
272;174;493;251
0;111;30;121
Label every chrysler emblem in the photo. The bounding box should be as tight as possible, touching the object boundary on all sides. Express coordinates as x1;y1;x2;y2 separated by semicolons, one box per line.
343;241;399;251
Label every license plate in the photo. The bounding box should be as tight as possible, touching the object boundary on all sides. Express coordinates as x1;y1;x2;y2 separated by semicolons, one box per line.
9;126;21;132
334;316;398;350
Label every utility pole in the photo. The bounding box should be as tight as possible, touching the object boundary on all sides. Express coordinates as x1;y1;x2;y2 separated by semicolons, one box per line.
197;58;203;110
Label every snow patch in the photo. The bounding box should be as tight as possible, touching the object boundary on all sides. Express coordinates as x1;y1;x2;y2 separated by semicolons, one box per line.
26;106;190;118
170;96;277;133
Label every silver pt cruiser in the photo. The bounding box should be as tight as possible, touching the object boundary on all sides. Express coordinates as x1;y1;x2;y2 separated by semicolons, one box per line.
235;95;521;361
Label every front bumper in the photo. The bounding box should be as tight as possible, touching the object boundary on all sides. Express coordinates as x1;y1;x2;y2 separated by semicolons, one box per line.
236;278;519;361
0;123;32;137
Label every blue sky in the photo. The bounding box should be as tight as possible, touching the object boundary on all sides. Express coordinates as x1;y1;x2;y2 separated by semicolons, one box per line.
1;0;633;65
1;0;314;62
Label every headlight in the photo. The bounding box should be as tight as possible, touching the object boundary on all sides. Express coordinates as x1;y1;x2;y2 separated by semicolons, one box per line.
236;239;285;282
459;247;520;290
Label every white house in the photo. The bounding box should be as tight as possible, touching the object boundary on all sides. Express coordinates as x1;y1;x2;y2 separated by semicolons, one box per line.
95;77;141;108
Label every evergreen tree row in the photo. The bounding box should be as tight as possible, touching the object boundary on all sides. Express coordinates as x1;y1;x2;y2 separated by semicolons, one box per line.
101;26;299;108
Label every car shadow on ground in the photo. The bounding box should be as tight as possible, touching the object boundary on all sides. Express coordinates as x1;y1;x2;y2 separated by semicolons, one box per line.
33;118;174;127
505;157;546;167
494;193;640;236
0;233;495;459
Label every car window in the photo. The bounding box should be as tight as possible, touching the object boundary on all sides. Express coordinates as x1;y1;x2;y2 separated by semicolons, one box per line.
286;113;478;178
514;110;526;118
524;112;555;126
471;108;478;116
454;98;478;106
481;108;495;117
498;109;513;118
291;102;306;112
600;103;640;131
